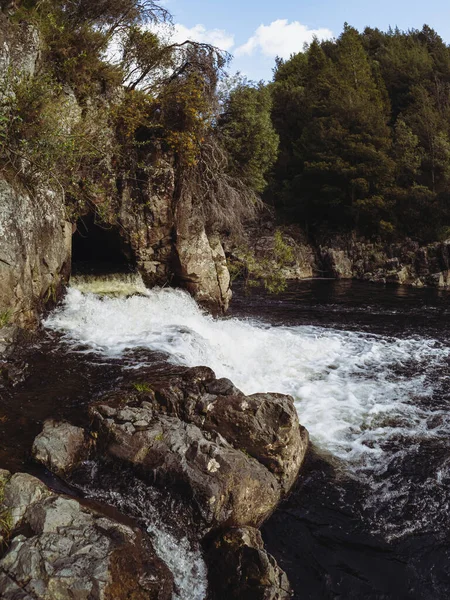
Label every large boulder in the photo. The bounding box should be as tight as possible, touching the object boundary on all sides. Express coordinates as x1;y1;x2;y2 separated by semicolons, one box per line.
90;404;281;529
320;248;353;279
206;527;292;600
199;391;308;494
88;366;308;530
130;367;309;493
0;471;173;600
32;420;91;477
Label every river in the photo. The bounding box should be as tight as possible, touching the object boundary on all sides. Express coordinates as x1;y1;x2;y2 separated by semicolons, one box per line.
1;277;450;599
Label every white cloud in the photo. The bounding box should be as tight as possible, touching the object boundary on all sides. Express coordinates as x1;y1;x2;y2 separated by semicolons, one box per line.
169;24;235;51
236;19;333;59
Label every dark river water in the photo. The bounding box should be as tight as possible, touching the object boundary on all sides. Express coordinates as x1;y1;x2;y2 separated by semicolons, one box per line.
233;281;450;600
1;278;450;599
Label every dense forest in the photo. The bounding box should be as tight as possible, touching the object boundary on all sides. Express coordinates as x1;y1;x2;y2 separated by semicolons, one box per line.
264;24;450;242
2;2;450;245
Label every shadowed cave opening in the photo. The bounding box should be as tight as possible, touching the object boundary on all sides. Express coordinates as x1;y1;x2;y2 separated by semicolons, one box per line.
72;214;135;275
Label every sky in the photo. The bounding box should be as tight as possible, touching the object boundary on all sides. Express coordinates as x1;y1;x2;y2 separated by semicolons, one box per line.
160;0;450;81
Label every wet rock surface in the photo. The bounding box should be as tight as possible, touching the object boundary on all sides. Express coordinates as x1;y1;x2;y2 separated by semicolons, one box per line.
88;366;308;530
91;407;281;529
32;419;91;477
206;527;292;600
198;391;308;494
0;471;173;600
26;364;308;597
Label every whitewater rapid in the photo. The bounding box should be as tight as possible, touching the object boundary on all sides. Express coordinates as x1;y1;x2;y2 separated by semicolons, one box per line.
45;286;450;470
44;282;450;545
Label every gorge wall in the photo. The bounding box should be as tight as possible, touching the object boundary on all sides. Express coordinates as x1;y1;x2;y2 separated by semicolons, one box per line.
1;11;448;335
244;224;450;290
0;13;231;330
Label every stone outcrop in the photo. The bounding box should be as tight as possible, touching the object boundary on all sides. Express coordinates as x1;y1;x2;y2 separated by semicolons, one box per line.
0;176;72;328
85;155;232;314
175;190;232;312
31;367;309;599
320;248;353;279
92;405;281;529
87;367;308;530
0;12;234;327
32;420;90;477
0;16;71;328
206;527;292;600
116;156;176;288
0;12;41;83
0;470;173;599
32;368;308;531
197;391;308;494
244;225;450;290
319;236;450;288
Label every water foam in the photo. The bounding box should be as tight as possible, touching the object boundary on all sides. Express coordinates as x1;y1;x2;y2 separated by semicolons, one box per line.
44;288;449;464
74;465;208;600
45;286;450;536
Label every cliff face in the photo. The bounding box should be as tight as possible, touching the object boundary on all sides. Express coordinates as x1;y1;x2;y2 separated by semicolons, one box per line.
0;178;72;327
0;15;231;329
0;15;72;327
319;236;450;288
112;155;231;312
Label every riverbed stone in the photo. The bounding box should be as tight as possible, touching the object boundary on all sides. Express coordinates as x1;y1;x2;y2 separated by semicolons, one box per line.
131;366;309;493
200;392;309;493
90;406;281;529
206;527;292;600
0;471;173;600
88;366;308;530
32;419;90;476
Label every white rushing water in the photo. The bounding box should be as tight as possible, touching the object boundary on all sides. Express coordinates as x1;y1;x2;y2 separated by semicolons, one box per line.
45;284;450;542
75;464;208;600
45;286;450;470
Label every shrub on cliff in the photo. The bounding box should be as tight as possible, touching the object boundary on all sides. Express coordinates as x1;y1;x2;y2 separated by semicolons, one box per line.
1;1;272;242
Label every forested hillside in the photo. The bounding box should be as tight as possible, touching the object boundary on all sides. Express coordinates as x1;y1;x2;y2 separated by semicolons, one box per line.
267;24;450;242
3;1;450;280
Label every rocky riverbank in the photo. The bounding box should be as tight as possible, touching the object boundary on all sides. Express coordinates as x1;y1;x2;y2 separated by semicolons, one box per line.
237;224;450;290
0;343;309;599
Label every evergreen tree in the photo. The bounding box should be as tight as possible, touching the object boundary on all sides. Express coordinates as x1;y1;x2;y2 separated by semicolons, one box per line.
219;81;279;193
268;22;450;241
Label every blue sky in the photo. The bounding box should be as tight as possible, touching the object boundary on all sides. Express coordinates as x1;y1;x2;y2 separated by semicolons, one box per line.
162;0;450;80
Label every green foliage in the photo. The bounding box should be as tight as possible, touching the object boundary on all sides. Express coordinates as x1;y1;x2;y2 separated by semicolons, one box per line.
0;70;112;217
0;478;12;548
228;230;294;294
218;80;279;193
133;382;152;393
161;72;215;167
2;1;256;240
269;23;450;242
12;0;170;98
0;311;11;328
